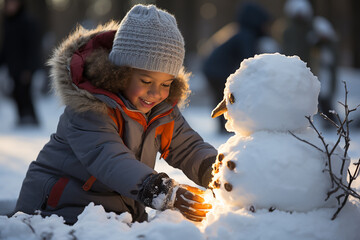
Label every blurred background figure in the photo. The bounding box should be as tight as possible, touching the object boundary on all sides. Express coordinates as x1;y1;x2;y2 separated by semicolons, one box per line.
201;1;273;134
309;16;339;126
281;0;313;63
0;0;42;126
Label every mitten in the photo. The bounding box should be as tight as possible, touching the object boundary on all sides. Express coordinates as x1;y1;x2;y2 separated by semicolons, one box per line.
138;173;212;222
173;184;212;222
138;172;177;210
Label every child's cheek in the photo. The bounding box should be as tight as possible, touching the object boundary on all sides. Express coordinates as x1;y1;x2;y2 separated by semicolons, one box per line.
129;85;145;98
132;88;144;97
161;88;170;100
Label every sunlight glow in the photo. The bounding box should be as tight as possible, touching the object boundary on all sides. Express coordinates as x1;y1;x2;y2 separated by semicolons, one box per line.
203;189;216;206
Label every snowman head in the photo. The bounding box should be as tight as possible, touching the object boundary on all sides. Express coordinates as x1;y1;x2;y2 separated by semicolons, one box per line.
212;53;320;135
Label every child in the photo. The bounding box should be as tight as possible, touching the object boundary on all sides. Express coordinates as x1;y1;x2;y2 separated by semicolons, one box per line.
14;4;216;224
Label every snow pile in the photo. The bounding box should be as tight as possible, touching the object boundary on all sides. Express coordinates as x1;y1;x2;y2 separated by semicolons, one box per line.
209;53;352;222
1;201;359;240
203;201;360;240
0;203;204;240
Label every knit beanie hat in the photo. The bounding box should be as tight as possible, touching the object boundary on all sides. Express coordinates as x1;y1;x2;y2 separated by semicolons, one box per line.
109;4;185;76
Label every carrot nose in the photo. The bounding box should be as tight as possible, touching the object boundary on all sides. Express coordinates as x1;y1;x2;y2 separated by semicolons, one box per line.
211;98;227;118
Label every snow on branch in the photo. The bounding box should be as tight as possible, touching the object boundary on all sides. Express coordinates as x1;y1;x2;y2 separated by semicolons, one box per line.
290;81;360;220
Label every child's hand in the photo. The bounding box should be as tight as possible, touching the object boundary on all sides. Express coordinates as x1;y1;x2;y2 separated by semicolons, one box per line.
174;185;212;222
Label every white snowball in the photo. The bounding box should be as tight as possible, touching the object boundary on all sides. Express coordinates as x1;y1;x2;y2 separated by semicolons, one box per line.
212;129;348;212
223;53;320;135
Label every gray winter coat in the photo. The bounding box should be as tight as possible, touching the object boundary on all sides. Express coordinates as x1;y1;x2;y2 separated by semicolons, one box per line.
15;22;217;224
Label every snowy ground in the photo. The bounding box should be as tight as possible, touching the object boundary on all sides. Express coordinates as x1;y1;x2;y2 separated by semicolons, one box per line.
0;66;360;239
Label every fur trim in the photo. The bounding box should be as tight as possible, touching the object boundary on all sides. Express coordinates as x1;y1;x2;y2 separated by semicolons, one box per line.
48;20;191;113
169;67;191;108
48;21;119;114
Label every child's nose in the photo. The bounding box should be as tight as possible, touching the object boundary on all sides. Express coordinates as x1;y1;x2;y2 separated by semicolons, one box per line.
148;84;161;98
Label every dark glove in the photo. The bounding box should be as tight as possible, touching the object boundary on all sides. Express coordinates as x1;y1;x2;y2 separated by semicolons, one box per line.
173;184;212;222
138;173;177;210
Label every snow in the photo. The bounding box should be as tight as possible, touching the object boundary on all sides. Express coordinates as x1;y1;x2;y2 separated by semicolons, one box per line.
212;129;347;212
204;203;360;240
1;56;360;239
223;53;320;135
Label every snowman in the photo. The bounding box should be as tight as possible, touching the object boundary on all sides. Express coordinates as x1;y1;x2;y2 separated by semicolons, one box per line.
209;53;348;212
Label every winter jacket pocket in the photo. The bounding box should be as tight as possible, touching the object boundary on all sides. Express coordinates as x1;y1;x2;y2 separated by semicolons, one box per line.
38;175;58;210
46;177;70;208
15;170;58;214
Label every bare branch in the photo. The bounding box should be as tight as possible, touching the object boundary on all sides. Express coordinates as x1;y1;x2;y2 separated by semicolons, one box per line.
320;113;338;128
288;130;324;153
291;81;360;220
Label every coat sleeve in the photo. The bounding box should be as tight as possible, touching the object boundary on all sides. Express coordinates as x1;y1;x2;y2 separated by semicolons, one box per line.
164;107;217;187
64;108;156;200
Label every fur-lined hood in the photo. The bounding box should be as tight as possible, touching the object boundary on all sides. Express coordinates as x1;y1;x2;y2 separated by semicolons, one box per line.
48;21;191;114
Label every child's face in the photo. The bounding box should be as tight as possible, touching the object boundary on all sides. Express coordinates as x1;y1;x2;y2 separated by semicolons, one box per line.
124;69;174;114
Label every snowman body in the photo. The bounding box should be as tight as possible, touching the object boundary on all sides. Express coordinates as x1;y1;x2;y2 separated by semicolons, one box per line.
211;53;347;212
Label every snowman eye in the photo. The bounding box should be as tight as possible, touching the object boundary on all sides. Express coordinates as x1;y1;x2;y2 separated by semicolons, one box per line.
224;182;233;192
229;93;235;104
227;160;236;170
